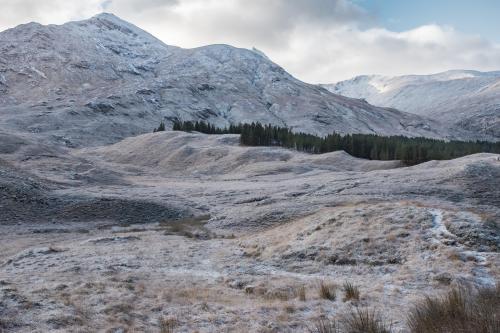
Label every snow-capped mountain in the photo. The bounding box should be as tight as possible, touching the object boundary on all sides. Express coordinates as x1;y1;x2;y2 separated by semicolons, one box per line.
0;13;483;147
324;70;500;138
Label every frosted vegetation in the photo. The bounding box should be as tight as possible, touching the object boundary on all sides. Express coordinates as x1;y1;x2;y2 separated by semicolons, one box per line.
0;13;498;333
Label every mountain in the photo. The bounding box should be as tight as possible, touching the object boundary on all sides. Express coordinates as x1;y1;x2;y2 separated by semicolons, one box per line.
0;13;477;147
324;70;500;138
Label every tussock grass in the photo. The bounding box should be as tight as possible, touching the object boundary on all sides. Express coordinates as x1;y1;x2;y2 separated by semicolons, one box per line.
342;282;360;302
318;281;336;301
265;288;293;301
309;318;339;333
284;303;296;314
309;308;391;333
159;316;177;333
407;284;500;333
298;285;306;301
342;308;391;333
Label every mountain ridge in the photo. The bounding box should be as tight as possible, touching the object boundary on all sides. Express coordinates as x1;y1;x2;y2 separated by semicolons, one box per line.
324;70;500;138
0;13;489;147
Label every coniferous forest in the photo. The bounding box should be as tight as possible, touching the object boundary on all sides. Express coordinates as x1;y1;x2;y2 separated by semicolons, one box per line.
168;120;500;165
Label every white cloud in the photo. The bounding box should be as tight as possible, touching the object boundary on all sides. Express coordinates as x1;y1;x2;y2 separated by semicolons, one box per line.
285;23;500;82
0;0;104;26
1;0;500;83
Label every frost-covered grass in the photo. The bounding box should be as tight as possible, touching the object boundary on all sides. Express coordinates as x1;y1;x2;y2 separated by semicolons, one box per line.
342;282;360;302
318;281;337;301
342;308;391;333
407;284;500;333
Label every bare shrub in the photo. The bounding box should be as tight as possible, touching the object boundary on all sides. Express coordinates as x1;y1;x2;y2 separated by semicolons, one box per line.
318;281;336;301
407;284;500;333
342;307;391;333
342;282;360;302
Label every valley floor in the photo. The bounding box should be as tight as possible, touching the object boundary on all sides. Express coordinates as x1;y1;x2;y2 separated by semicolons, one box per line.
0;131;499;332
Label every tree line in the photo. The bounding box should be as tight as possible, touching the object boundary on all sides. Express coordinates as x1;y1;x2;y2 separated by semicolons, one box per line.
161;120;500;165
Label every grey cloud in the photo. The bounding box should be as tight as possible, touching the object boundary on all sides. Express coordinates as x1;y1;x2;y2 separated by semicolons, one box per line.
103;0;178;13
101;0;369;48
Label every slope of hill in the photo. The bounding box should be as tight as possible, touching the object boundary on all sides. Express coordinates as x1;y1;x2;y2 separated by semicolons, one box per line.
0;13;480;147
324;70;500;138
1;129;498;332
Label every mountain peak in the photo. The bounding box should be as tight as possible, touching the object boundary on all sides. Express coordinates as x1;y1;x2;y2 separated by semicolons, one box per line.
90;12;129;25
251;47;270;60
93;12;120;19
71;12;170;49
326;70;500;138
84;12;142;32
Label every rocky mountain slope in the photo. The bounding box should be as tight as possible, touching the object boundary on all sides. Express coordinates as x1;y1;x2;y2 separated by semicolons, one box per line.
0;13;480;147
324;70;500;138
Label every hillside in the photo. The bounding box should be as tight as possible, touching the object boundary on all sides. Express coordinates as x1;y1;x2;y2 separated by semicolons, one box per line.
0;14;479;147
324;70;500;138
1;130;498;332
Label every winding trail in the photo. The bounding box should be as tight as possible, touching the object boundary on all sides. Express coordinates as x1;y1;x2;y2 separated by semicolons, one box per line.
429;209;495;287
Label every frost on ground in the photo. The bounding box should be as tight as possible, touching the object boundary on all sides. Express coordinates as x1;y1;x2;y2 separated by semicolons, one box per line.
0;131;499;332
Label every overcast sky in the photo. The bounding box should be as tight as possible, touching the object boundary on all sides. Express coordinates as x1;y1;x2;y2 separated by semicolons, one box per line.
1;0;500;83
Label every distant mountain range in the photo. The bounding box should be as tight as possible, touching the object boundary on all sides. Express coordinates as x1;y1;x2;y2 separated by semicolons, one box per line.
0;13;486;147
323;70;500;138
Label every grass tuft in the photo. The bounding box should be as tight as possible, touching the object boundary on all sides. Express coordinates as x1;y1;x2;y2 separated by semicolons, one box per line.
342;282;360;302
297;285;306;301
159;316;177;333
342;307;391;333
318;281;337;301
309;318;340;333
407;284;500;333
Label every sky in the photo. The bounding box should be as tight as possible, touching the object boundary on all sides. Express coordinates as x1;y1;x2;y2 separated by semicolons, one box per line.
1;0;500;83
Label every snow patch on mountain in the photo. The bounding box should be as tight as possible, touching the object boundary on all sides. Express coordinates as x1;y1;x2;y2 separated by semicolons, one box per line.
324;70;500;138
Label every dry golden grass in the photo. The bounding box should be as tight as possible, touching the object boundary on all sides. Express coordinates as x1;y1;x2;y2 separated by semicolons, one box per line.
309;318;339;333
342;282;360;302
385;233;398;242
283;303;296;314
342;308;391;333
159;316;178;333
297;285;306;301
318;281;336;301
444;248;462;261
407;284;500;333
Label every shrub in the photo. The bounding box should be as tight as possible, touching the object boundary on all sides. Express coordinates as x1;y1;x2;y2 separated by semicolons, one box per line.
407;284;500;333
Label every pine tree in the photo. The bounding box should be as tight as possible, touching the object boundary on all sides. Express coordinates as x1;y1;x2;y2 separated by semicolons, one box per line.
167;120;500;165
154;120;166;132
